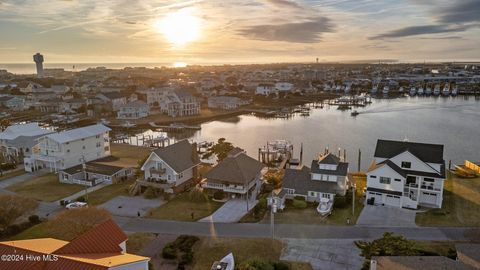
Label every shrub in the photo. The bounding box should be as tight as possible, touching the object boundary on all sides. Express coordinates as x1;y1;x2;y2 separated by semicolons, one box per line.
238;258;275;270
188;188;207;203
179;251;194;265
174;235;200;252
213;191;225;200
334;196;348;209
293;196;305;201
77;196;86;202
274;261;290;270
292;199;307;209
28;215;40;224
144;187;158;199
6;224;21;235
253;197;268;218
162;243;177;259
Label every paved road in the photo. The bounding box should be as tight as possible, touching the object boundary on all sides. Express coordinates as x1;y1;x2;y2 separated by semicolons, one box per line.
115;216;479;241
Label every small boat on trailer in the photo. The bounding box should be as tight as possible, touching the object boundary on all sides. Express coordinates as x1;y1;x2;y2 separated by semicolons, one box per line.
317;198;333;216
211;253;234;270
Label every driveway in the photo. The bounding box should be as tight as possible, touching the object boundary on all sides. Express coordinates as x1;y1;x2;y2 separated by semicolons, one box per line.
199;198;258;223
0;169;47;189
281;239;363;270
100;195;164;217
356;205;417;227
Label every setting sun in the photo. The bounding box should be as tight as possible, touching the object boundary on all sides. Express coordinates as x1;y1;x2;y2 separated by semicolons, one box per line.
155;9;201;46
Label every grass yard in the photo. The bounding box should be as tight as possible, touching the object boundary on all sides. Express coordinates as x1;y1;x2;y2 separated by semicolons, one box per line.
264;173;366;225
7;173;85;202
147;192;223;221
0;169;25;181
416;173;480;227
126;232;157;254
83;179;135;205
10;221;53;240
104;143;151;168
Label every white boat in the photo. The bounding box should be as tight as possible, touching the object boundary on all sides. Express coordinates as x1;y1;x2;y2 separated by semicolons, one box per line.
336;85;341;92
425;85;432;95
433;84;441;96
442;83;450;96
211;253;234;270
409;86;417;96
344;84;351;94
371;84;378;94
121;121;136;128
451;85;458;96
382;86;389;95
316;197;333;216
398;86;404;93
417;86;424;95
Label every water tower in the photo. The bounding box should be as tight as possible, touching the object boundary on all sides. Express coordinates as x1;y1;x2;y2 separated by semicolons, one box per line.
33;53;44;78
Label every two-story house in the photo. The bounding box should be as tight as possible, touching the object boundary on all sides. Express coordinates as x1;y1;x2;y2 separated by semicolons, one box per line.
160;91;201;117
366;139;446;209
202;149;266;201
271;153;349;210
140;140;200;193
117;100;149;119
96;92;127;111
24;124;111;172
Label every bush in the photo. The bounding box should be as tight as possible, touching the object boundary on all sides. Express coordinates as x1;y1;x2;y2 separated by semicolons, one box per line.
144;187;158;199
28;215;40;224
253;198;268;218
274;261;290;270
174;235;200;252
77;196;86;202
334;196;348;209
162;243;177;259
292;199;307;209
188;188;207;203
179;251;194;265
213;191;225;200
293;196;305;201
238;258;275;270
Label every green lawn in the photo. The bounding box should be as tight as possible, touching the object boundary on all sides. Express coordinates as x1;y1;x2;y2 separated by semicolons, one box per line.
0;169;25;181
147;193;223;221
264;173;366;225
416;174;480;227
10;221;53;240
83;179;135;205
126;232;157;254
6;173;85;202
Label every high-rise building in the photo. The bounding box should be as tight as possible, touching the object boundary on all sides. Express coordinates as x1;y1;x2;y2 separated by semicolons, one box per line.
33;53;44;78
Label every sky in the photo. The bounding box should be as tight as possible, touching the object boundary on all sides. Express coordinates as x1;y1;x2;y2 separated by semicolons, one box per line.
0;0;479;64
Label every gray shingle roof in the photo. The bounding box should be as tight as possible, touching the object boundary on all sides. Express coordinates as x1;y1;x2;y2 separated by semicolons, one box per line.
374;139;444;164
153;140;199;173
318;153;340;165
282;166;341;195
205;153;265;184
311;159;349;176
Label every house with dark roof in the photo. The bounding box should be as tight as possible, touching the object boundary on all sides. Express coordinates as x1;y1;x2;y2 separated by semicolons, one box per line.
0;219;150;270
366;139;446;209
271;153;349;210
202;149;266;200
116;100;149;119
96;92;127;111
140;140;200;193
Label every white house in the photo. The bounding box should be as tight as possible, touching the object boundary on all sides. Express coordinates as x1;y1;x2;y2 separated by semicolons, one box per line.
255;83;275;95
159;91;200;117
275;82;294;93
96;92;127;111
0;123;54;162
207;96;250;110
140;140;200;193
271;153;349;210
24;124;111;172
366;139;446;209
117;100;149;119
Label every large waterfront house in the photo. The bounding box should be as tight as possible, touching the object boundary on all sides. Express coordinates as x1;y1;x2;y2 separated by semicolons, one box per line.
117;100;150;119
207;96;251;110
255;83;275;95
0;122;54;163
159;91;201;117
0;219;150;270
270;153;349;210
140;140;200;193
366;139;446;209
24;124;111;172
202;149;266;200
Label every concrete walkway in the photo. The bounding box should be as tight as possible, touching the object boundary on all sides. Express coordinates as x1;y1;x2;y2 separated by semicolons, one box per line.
356;205;417;227
115;216;479;241
281;239;363;270
199;198;258;223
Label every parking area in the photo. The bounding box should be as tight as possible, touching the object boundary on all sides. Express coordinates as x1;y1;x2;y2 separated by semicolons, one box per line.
356;205;417;227
281;238;363;270
99;196;164;217
199;198;257;223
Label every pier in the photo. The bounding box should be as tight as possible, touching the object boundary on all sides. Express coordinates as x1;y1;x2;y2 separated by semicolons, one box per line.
258;140;294;168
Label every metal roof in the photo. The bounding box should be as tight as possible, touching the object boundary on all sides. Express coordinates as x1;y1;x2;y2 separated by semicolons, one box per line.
0;122;53;140
44;124;111;144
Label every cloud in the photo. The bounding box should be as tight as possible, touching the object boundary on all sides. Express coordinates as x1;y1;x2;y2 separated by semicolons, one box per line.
369;24;470;40
264;0;302;9
436;0;480;24
238;17;334;43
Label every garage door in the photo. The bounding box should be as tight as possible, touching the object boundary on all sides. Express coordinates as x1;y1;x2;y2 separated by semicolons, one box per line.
420;192;437;205
385;194;401;207
368;192;383;204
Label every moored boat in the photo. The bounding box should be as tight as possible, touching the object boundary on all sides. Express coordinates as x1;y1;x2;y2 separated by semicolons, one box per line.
211;253;234;270
317;197;333;216
442;83;450;96
409;86;416;96
433;84;441;96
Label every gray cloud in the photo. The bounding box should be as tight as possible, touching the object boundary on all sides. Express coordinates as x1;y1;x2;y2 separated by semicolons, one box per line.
436;0;480;24
264;0;302;9
369;24;470;40
238;17;334;43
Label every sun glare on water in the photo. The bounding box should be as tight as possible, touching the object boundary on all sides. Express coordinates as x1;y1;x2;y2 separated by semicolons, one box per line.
155;9;201;46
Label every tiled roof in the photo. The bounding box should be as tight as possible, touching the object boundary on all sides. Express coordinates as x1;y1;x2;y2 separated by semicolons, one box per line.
206;153;265;184
374;139;444;164
152;140;199;173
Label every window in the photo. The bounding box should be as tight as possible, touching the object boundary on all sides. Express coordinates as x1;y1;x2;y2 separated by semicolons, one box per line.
82;146;86;149
379;177;391;184
370;175;377;178
286;189;294;194
406;176;416;185
67;149;70;153
104;146;109;151
96;142;101;147
96;135;100;139
394;178;401;182
401;161;411;168
309;191;316;197
424;178;435;182
322;193;331;199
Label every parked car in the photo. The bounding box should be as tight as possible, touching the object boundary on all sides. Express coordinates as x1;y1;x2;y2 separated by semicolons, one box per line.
65;202;88;209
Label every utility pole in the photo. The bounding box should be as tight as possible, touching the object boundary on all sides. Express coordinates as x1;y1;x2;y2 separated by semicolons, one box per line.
270;191;277;240
352;183;356;216
358;149;362;172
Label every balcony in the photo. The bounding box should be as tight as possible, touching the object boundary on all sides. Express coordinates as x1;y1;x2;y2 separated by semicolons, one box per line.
150;167;166;175
420;185;441;191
